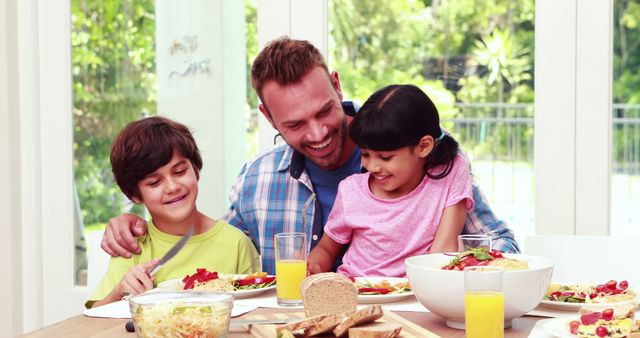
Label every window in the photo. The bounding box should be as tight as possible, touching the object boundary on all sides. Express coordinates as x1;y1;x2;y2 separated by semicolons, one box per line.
611;0;640;235
71;0;156;286
71;0;254;286
329;0;535;243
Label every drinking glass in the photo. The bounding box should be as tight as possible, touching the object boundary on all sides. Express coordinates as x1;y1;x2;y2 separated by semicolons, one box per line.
458;234;493;252
464;266;504;338
274;232;307;306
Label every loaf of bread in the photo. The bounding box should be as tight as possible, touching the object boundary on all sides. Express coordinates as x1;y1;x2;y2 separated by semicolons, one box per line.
348;322;403;338
333;304;384;337
301;272;358;317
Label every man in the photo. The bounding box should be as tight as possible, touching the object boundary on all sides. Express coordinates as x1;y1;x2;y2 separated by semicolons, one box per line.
101;37;519;274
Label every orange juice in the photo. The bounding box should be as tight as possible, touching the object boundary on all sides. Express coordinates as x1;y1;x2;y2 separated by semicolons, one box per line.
276;259;307;301
465;291;504;338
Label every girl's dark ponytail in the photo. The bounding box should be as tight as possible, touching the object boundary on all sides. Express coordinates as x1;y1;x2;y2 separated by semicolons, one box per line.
425;133;459;179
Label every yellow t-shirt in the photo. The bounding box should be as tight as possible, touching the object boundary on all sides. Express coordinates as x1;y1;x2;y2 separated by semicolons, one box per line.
87;219;260;307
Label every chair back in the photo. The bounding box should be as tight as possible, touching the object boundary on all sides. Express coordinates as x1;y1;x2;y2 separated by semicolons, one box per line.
86;230;110;296
524;235;639;286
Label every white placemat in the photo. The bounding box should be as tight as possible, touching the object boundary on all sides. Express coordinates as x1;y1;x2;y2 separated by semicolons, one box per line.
528;318;556;338
526;305;578;318
233;289;428;312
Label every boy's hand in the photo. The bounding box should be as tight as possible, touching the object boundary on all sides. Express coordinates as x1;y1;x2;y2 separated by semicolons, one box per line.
117;258;159;296
101;214;148;257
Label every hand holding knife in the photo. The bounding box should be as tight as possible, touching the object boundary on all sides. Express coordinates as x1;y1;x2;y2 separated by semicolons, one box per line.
148;225;194;277
124;225;194;333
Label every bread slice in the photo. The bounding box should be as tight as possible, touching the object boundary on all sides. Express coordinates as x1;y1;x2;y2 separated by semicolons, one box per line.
303;312;352;337
333;305;384;337
275;314;328;335
348;322;403;338
301;272;358;317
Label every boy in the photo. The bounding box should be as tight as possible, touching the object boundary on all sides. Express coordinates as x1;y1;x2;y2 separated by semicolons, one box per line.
86;116;260;308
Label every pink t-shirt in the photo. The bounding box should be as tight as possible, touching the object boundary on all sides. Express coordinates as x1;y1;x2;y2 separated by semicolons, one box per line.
324;154;474;277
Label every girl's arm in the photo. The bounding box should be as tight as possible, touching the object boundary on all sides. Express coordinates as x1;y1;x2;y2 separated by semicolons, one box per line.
429;200;468;253
307;235;345;274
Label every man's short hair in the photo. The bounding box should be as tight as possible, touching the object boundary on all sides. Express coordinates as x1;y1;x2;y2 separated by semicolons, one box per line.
110;116;203;201
251;36;329;103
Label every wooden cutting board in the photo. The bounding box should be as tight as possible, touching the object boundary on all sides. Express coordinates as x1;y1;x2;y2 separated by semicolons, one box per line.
246;311;441;338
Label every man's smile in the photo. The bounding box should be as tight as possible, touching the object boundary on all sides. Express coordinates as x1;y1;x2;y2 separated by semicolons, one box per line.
308;135;333;151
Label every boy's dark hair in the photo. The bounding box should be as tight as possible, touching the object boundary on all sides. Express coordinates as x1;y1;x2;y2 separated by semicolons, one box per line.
110;116;203;201
349;84;459;179
251;36;329;104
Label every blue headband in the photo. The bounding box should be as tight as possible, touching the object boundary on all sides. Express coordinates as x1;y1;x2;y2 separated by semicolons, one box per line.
436;130;446;142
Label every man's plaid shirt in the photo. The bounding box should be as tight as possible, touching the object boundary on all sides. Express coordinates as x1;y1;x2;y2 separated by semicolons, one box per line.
223;104;520;275
223;144;520;275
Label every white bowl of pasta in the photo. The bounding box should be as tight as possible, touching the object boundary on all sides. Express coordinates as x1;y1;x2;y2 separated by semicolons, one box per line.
128;291;233;338
405;252;554;329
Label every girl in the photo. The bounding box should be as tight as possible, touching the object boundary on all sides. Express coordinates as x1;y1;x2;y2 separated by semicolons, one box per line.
307;84;474;277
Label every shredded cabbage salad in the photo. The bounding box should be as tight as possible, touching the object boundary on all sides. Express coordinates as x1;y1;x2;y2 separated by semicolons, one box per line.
133;301;229;338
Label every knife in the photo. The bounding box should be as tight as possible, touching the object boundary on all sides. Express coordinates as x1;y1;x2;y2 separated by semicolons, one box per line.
148;225;194;277
230;318;301;326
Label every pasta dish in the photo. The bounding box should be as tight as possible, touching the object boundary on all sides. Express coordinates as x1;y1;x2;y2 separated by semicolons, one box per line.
441;247;529;270
354;279;411;295
180;269;276;291
545;279;635;303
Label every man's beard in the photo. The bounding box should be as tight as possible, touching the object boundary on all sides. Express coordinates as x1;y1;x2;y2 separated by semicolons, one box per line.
302;117;348;170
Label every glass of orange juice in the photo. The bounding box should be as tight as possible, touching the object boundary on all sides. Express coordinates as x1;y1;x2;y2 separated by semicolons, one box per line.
274;232;307;306
464;266;504;338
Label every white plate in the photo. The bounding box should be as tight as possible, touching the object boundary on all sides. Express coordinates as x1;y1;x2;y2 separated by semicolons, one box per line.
539;283;638;311
355;277;414;304
543;317;575;338
156;274;276;299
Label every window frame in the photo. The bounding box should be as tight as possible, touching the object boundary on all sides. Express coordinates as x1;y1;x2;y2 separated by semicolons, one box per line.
263;0;616;236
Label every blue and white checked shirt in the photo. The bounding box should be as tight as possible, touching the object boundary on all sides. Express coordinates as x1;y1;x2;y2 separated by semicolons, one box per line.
223;103;520;274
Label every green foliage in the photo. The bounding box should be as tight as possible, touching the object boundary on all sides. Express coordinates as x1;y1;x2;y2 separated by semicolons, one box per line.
72;0;155;225
329;0;535;161
614;0;640;104
245;0;258;109
245;0;260;158
613;0;640;167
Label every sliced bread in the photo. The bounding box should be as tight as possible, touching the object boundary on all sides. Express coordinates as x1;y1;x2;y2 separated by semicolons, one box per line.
348;322;403;338
333;304;384;337
275;314;328;335
303;312;352;337
301;272;358;317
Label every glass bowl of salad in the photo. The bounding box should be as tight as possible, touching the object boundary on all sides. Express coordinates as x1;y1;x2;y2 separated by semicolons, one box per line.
128;291;233;338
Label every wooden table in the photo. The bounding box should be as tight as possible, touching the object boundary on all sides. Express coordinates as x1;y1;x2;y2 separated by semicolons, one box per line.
21;307;542;337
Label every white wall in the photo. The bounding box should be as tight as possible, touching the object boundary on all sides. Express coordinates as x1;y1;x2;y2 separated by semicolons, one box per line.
0;0;24;336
